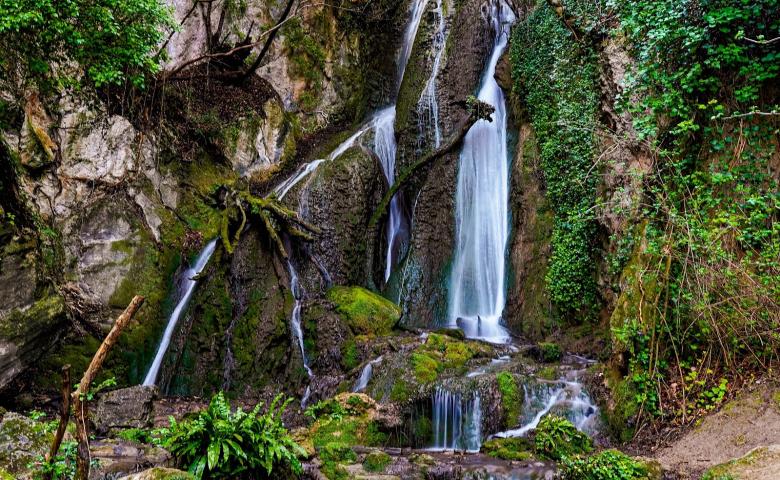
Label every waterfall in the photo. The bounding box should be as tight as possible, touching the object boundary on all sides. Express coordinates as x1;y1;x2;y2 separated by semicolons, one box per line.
352;355;383;392
430;389;482;452
447;2;515;344
143;239;217;386
416;0;446;148
493;372;600;438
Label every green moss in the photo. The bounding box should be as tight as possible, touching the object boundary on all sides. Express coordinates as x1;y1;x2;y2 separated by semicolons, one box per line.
363;450;391;472
481;437;534;461
537;366;559;381
341;338;359;371
534;415;593;461
411;352;441;384
327;286;400;335
390;379;412;403
496;372;521;428
604;371;640;444
773;390;780;410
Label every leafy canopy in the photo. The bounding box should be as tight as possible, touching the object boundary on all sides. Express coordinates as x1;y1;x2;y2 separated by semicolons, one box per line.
0;0;175;88
161;392;306;479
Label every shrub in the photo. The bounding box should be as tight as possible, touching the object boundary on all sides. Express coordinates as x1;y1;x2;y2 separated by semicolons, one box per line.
540;342;563;362
561;449;650;480
162;392;305;479
533;415;592;460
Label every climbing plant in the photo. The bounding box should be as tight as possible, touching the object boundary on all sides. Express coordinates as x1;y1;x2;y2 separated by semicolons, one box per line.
510;2;601;317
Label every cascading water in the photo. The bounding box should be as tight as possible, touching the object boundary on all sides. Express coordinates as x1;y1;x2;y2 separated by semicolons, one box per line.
416;0;446;148
430;388;482;452
143;239;217;386
352;355;383;392
493;368;600;438
447;2;515;343
287;260;313;405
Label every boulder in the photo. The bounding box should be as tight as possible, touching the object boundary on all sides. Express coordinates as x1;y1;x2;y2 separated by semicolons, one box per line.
0;412;52;478
703;445;780;480
90;440;171;479
94;385;158;434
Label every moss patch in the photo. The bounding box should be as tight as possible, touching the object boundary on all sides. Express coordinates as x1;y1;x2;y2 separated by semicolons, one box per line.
363;450;391;472
496;372;521;428
481;437;534;461
328;286;400;335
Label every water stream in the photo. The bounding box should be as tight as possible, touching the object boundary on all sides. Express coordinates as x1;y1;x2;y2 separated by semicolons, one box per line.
447;1;515;344
352;355;383;392
143;239;217;386
430;388;482;452
416;0;446;148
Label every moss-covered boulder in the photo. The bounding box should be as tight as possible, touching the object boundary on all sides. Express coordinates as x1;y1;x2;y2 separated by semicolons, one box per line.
0;412;52;477
328;286;400;336
481;437;535;461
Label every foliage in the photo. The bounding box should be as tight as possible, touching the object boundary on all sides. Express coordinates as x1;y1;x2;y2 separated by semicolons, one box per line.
510;2;601;317
539;342;563;362
32;441;78;480
362;450;391;472
496;372;521;428
610;0;780;140
305;399;347;422
533;415;593;460
161;392;305;479
0;0;174;90
561;449;651;480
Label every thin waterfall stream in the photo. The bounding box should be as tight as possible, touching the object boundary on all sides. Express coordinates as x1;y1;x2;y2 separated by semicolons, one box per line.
143;239;217;386
447;1;515;343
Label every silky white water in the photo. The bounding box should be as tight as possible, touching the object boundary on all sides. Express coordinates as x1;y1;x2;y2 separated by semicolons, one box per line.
416;0;446;148
352;355;383;392
447;2;515;343
143;239;217;386
493;370;600;438
430;389;482;452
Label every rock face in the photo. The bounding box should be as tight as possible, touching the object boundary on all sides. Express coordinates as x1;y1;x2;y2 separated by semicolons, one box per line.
119;468;194;480
94;385;159;434
392;0;498;326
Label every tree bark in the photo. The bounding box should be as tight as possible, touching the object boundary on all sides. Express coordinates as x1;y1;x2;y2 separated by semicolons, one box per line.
369;100;495;227
43;365;71;480
72;295;145;480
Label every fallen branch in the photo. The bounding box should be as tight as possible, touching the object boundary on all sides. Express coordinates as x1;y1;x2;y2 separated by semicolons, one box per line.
43;365;71;480
369;98;495;227
72;295;145;480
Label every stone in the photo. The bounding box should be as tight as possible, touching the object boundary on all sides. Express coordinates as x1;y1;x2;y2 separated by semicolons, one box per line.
119;467;194;480
90;439;171;479
94;385;158;434
703;445;780;480
0;412;52;477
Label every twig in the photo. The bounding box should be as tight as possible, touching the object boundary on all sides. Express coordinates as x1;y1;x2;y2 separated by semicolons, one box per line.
43;365;71;480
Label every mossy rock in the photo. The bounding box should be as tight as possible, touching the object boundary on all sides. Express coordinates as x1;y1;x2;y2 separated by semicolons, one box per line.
328;286;400;336
496;372;522;428
363;450;391;472
0;412;53;475
539;342;562;362
481;437;534;461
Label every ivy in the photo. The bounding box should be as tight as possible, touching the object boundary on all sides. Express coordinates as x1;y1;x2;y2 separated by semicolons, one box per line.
510;2;602;317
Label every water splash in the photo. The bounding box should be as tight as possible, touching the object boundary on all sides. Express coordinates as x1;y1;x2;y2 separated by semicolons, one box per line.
493;369;600;438
144;239;217;386
353;355;384;392
447;1;516;344
430;388;483;452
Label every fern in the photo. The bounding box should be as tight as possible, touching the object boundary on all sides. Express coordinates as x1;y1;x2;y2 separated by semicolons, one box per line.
162;392;306;479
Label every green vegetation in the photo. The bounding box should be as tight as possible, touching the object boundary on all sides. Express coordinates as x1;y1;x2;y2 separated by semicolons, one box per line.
496;372;521;428
561;449;651;480
161;392;305;479
0;0;174;89
533;415;593;461
539;342;563;362
408;333;489;384
328;286;401;336
510;1;601;318
362;450;391;472
481;437;534;461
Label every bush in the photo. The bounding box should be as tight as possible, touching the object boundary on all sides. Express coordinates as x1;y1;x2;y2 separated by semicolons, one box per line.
540;342;563;362
162;392;306;479
561;449;650;480
533;415;592;460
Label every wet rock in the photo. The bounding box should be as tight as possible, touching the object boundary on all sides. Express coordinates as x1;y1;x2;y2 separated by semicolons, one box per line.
119;467;194;480
90;439;170;479
0;412;52;478
94;385;158;434
222;98;287;179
